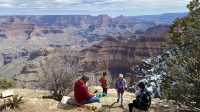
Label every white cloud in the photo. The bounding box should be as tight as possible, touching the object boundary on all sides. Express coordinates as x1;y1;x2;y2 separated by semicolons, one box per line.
0;0;191;15
54;0;81;4
0;3;13;8
0;0;15;8
0;0;14;2
97;0;128;4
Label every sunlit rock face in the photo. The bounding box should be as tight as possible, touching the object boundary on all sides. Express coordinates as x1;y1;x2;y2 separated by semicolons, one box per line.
0;15;176;41
80;25;171;76
0;14;181;88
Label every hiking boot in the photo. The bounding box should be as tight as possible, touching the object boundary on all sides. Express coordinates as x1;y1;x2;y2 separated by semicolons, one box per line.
102;93;107;97
120;104;124;108
116;99;119;103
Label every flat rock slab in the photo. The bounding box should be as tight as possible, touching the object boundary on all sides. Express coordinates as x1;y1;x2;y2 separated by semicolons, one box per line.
59;96;102;112
1;89;14;98
61;96;71;105
84;102;102;111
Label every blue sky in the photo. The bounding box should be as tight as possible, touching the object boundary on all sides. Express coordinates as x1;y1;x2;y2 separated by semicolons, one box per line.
0;0;190;16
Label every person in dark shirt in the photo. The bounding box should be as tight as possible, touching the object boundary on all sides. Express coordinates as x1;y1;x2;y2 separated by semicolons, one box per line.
128;82;151;112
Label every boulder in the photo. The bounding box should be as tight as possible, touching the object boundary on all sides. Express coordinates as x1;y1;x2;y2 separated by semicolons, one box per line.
61;96;71;105
1;89;14;98
61;96;78;105
60;96;102;111
84;102;102;111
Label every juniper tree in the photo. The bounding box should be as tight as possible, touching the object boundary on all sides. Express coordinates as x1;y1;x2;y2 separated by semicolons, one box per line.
161;0;200;110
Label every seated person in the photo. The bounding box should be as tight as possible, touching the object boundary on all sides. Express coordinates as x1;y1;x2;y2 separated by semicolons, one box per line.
74;75;100;105
128;82;151;112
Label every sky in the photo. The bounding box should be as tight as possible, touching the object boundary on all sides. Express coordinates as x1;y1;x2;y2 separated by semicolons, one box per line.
0;0;191;16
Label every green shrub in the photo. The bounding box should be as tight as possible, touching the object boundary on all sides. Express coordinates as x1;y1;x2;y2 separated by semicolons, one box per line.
161;0;200;111
0;77;14;89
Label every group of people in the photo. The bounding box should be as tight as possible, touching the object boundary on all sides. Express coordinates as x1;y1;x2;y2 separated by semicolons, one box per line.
74;72;151;112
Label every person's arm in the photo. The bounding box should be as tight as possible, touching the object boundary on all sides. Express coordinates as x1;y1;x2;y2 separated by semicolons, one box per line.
99;77;102;83
82;84;94;97
115;80;118;89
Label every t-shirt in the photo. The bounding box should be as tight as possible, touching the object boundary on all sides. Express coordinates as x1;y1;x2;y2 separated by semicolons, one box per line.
99;77;108;88
115;79;127;93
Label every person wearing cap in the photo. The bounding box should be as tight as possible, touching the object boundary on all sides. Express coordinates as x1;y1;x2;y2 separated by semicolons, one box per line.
128;82;151;112
74;75;100;105
115;73;127;107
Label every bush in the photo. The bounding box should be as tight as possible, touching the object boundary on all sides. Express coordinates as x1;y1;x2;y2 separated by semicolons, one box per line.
0;95;23;111
0;77;14;89
161;0;200;111
40;49;81;101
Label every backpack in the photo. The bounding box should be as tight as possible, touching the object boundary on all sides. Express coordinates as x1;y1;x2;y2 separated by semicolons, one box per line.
137;90;151;110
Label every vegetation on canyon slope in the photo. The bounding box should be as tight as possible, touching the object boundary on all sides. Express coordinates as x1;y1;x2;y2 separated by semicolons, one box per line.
161;0;200;111
40;49;81;101
0;1;199;112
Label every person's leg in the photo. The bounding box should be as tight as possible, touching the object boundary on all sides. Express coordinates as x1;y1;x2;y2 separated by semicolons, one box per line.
104;88;107;94
128;103;134;112
120;92;124;106
117;92;120;103
82;96;100;104
89;96;100;103
129;100;138;112
102;88;107;96
103;88;107;94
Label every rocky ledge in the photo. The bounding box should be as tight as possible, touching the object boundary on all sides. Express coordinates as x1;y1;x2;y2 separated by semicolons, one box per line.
0;86;187;112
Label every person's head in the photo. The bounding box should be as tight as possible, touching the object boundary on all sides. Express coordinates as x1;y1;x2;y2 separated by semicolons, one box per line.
103;72;107;77
137;82;145;90
119;73;124;79
81;75;89;83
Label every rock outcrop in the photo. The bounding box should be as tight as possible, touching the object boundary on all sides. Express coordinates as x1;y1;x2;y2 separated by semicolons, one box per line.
0;86;185;112
0;15;181;87
80;25;171;76
0;14;183;41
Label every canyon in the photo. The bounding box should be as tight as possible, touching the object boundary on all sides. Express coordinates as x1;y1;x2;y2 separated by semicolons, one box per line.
0;13;185;87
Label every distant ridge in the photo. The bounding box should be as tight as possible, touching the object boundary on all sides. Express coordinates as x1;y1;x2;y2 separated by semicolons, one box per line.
132;12;188;24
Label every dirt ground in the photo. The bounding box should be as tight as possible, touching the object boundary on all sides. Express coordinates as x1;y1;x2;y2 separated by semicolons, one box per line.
0;87;180;112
